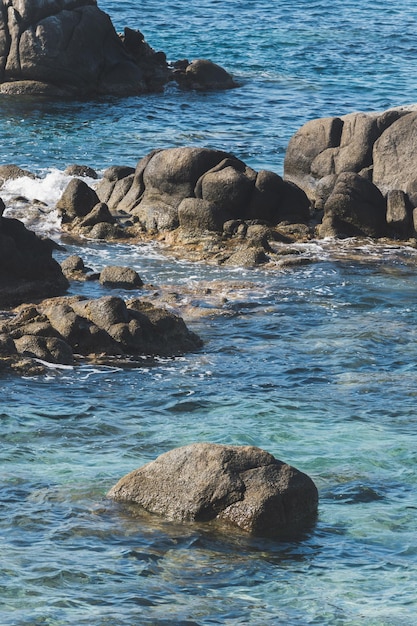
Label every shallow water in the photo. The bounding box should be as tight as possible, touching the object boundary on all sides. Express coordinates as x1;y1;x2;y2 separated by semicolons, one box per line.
1;1;417;624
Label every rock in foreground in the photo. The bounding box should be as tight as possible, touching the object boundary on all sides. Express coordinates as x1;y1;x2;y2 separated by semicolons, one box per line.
107;443;318;539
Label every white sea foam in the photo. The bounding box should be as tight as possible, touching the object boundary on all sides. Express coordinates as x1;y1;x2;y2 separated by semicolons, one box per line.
1;168;99;237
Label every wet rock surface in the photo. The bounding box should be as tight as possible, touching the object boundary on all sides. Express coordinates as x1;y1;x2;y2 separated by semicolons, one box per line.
0;201;68;308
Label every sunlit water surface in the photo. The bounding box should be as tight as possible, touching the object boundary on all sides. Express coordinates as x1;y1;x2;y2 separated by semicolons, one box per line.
1;1;417;624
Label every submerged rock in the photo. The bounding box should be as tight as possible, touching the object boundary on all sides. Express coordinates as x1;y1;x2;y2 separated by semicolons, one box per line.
107;443;318;539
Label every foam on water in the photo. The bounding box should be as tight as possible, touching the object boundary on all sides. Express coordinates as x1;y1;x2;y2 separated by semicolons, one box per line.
1;169;79;235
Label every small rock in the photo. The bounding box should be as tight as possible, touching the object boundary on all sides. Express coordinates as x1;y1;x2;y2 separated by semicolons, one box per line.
99;266;144;289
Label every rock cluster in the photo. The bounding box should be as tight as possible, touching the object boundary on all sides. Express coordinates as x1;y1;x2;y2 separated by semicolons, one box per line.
0;294;203;374
284;106;417;239
107;443;318;539
0;0;236;97
55;147;311;266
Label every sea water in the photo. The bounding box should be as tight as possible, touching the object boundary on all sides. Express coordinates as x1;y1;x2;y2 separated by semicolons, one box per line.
1;1;417;624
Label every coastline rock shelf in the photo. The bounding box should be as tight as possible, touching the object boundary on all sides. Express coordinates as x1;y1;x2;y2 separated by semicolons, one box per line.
0;0;237;96
107;443;319;539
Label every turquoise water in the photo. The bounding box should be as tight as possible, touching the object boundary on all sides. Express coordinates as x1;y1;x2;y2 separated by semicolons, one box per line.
1;1;417;624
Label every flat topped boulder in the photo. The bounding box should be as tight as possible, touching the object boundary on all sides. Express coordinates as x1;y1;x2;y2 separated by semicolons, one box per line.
107;443;318;539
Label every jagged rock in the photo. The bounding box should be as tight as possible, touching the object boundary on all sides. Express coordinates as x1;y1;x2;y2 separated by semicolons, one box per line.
107;443;318;539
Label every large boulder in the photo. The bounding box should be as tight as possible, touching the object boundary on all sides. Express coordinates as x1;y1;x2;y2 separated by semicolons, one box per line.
0;200;68;308
0;0;169;97
93;147;311;235
318;172;387;238
107;443;318;539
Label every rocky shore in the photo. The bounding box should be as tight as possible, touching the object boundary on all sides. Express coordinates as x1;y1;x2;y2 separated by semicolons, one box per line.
1;7;417;363
3;101;417;375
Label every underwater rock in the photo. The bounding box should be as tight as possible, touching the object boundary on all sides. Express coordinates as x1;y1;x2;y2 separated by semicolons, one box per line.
107;442;318;539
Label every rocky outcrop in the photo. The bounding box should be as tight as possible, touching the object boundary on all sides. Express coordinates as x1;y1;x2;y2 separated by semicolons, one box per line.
0;294;203;373
284;105;417;239
107;443;318;539
0;0;169;97
93;147;311;234
54;148;311;265
0;199;68;308
0;1;236;97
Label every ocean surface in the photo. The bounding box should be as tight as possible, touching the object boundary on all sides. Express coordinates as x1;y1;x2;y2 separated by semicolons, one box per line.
1;1;417;624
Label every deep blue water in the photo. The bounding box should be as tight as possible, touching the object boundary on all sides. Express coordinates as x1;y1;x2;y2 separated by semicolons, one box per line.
1;1;417;624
